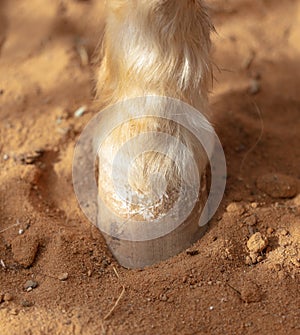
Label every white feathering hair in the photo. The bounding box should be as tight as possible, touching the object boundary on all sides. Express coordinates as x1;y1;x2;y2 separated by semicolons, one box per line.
95;0;215;226
96;0;214;112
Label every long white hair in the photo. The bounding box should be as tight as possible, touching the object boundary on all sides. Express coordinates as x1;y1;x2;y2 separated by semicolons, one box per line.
96;0;214;112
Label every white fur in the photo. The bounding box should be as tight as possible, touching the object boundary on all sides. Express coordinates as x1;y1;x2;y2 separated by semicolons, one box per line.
97;0;214;112
95;0;214;223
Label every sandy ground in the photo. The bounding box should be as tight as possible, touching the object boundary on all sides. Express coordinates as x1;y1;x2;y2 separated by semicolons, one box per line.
0;0;300;334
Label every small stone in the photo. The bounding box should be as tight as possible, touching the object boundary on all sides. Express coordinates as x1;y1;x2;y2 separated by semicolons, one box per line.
0;293;3;303
209;306;214;311
247;232;268;253
256;173;298;198
58;273;69;281
74;106;87;118
245;256;252;265
3;293;13;302
267;227;274;235
249;252;258;263
0;259;6;268
87;270;92;277
257;256;263;263
24;280;38;290
226;202;245;215
240;281;262;303
251;202;258;209
11;235;39;268
160;294;167;301
3;154;9;161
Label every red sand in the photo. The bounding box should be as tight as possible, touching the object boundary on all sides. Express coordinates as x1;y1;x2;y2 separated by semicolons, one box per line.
0;1;299;334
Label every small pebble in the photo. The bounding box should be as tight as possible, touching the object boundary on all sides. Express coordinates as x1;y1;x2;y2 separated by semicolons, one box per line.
0;259;6;268
24;280;38;291
257;256;263;262
226;202;245;215
267;227;274;235
249;252;259;263
160;294;167;301
58;273;69;281
209;306;214;311
87;270;92;277
74;106;87;118
247;232;268;253
245;256;252;265
3;154;9;161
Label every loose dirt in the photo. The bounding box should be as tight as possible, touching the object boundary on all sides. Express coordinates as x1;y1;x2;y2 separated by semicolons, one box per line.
0;0;299;334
